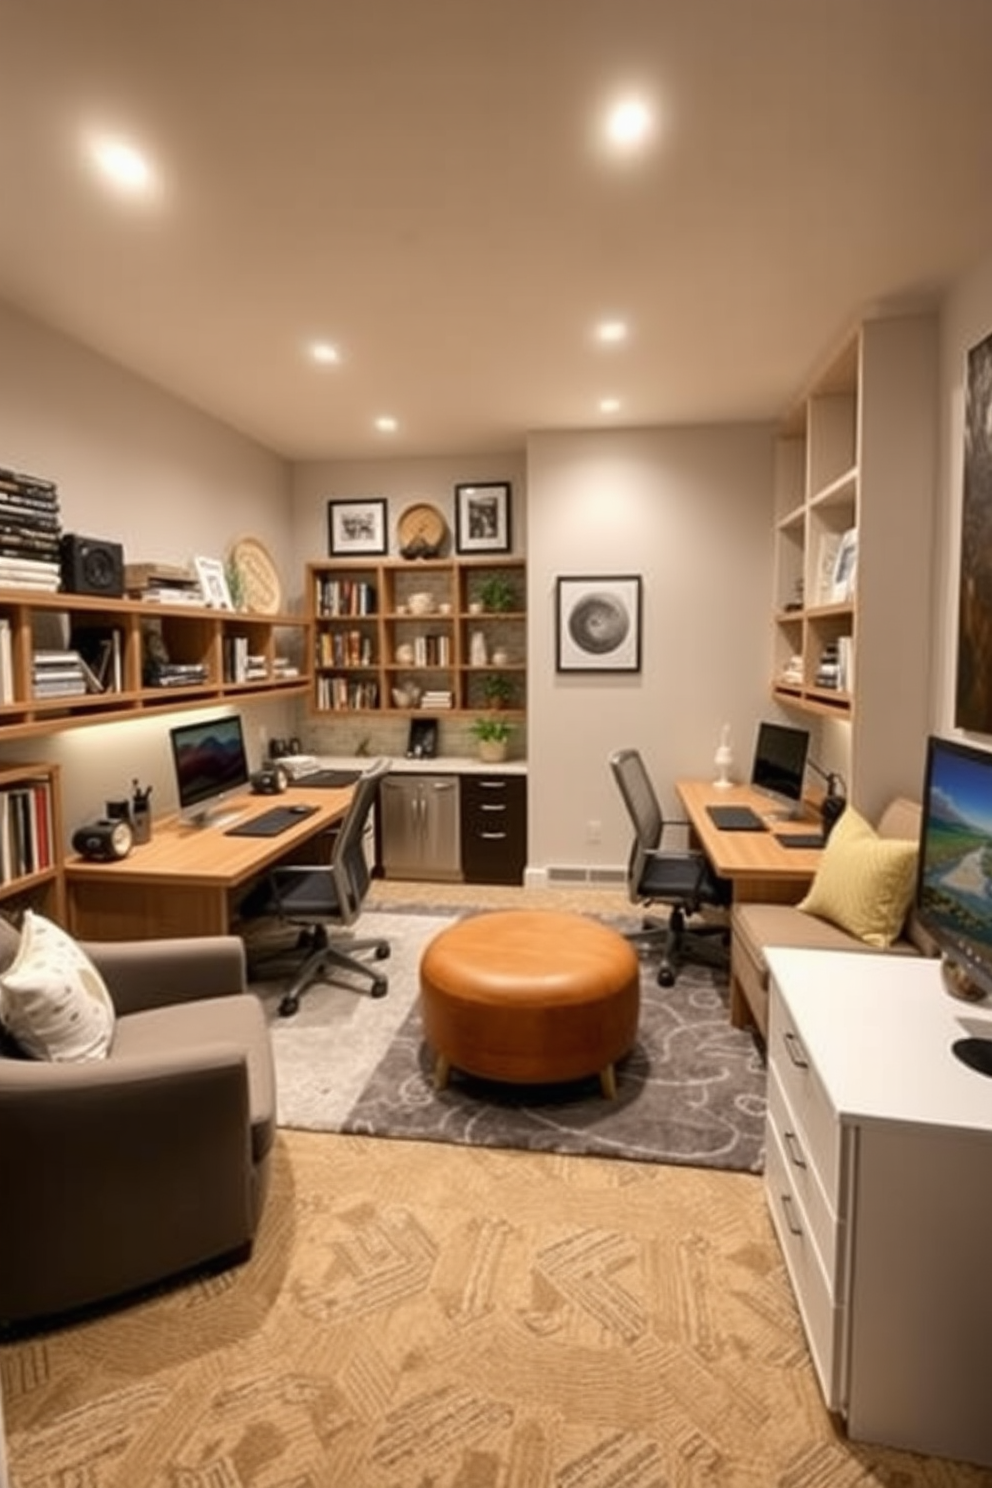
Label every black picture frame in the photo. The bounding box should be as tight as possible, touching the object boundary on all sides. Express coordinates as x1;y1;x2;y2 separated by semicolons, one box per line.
555;574;642;673
454;482;512;554
406;717;438;759
327;498;388;557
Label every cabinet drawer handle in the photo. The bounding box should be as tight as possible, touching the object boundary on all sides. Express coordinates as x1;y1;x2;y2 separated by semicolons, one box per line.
783;1129;807;1169
480;831;508;841
479;781;507;791
481;804;506;814
779;1193;803;1237
783;1031;809;1069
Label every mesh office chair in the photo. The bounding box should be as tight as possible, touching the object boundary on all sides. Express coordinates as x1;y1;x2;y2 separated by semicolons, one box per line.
244;758;391;1017
610;747;731;987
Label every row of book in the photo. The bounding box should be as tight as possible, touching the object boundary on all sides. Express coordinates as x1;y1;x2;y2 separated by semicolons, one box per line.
317;629;375;668
316;676;380;710
0;466;62;592
222;636;269;684
316;578;376;617
1;779;54;884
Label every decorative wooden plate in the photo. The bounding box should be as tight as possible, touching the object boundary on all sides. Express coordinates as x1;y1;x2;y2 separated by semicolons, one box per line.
230;537;283;614
398;502;448;559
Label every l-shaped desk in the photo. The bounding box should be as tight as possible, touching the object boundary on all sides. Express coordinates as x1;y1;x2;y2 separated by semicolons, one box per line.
675;778;824;903
65;782;353;941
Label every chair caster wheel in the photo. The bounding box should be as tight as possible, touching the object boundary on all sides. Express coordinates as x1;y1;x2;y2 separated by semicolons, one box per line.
374;944;390;960
371;979;388;999
658;967;675;988
278;996;299;1018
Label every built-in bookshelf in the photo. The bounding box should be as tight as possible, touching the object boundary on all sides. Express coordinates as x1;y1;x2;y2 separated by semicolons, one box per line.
0;590;311;741
308;557;526;719
0;761;64;923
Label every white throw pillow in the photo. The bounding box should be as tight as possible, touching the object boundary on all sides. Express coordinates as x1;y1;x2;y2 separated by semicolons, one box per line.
0;910;114;1061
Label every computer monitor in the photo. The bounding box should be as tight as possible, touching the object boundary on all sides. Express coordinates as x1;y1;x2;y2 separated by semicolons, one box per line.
169;712;250;827
917;734;992;1002
749;720;810;818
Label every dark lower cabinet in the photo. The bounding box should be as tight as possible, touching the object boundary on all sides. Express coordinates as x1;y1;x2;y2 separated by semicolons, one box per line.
460;773;527;885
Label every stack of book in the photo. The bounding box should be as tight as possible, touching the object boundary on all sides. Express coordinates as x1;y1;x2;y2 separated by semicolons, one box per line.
420;688;453;709
0;467;62;591
272;656;300;681
125;561;202;605
32;649;91;698
147;661;208;688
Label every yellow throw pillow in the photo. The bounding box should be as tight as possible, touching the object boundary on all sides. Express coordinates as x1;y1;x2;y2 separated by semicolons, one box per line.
0;910;114;1060
797;806;918;948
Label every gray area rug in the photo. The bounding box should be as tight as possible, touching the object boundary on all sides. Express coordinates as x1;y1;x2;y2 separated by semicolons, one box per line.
257;910;767;1174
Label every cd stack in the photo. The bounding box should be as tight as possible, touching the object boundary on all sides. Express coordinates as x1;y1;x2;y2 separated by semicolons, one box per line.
0;467;62;591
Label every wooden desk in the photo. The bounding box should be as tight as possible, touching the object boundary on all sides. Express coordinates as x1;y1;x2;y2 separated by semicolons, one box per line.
675;779;823;904
65;785;352;940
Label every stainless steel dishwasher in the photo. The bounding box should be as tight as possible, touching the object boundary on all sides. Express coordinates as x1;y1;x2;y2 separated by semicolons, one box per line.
379;773;462;881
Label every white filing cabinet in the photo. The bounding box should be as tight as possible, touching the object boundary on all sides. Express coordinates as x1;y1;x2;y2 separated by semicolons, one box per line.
765;947;992;1467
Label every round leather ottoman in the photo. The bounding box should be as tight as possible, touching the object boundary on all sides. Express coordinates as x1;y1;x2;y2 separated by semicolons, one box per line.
419;909;640;1098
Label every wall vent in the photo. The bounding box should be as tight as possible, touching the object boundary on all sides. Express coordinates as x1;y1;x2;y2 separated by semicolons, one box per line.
546;865;626;886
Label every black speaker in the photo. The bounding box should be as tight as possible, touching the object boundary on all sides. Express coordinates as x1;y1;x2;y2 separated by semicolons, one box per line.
60;533;125;597
72;818;133;861
250;764;288;795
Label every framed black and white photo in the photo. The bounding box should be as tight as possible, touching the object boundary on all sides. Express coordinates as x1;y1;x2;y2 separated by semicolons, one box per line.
454;481;511;554
194;555;234;610
829;527;858;603
556;574;642;673
328;498;388;557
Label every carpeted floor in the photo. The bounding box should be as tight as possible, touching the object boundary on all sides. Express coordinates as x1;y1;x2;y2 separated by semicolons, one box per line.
255;909;766;1173
5;1131;987;1486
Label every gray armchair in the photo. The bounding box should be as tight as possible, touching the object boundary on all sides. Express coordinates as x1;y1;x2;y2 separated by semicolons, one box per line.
0;924;275;1329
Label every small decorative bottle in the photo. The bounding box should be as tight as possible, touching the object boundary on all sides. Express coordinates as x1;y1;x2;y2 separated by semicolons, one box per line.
713;724;733;789
470;630;488;666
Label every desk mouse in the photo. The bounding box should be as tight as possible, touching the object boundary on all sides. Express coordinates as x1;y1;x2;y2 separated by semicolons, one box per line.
288;804;310;814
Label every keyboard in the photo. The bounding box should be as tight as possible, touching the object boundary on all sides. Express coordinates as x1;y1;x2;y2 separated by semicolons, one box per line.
288;768;360;789
224;804;319;838
706;804;767;832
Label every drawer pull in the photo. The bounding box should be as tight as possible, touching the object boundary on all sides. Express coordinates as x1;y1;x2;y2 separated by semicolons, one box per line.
481;804;506;814
783;1129;807;1169
783;1030;809;1069
479;781;507;791
480;832;508;841
779;1192;803;1237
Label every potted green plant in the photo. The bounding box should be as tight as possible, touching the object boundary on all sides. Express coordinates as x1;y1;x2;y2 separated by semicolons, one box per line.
481;672;513;709
477;574;516;612
470;714;514;763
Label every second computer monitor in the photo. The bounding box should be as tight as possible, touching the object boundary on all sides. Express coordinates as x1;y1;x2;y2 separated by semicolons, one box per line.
750;720;810;817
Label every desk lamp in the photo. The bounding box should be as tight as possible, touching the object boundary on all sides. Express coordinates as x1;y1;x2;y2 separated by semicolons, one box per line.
807;760;847;839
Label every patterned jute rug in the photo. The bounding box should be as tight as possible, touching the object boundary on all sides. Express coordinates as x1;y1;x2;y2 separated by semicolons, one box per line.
261;911;767;1175
4;1132;984;1486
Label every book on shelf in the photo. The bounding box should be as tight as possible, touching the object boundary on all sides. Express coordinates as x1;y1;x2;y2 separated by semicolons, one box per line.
0;617;12;704
72;626;124;692
0;778;53;883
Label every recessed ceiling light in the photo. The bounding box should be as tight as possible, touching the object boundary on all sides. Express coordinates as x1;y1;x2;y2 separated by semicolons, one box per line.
87;134;154;194
375;416;398;433
596;320;628;344
604;97;653;151
310;342;341;365
599;398;622;414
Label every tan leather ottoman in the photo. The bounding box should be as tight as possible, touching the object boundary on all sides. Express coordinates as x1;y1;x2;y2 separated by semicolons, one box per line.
419;909;640;1098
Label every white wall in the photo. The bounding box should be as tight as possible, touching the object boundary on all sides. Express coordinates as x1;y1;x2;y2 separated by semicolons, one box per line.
933;254;992;739
525;425;775;876
0;302;298;837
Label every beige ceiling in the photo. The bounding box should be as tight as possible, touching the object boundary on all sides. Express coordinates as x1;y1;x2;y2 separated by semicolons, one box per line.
2;0;992;461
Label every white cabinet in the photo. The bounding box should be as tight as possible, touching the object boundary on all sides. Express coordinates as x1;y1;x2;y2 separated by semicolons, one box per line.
765;948;992;1467
379;773;462;881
